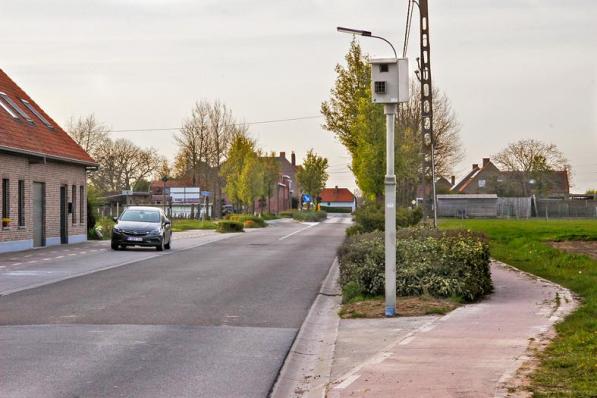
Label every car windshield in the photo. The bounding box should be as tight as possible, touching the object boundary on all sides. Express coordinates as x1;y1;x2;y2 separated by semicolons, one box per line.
120;210;160;223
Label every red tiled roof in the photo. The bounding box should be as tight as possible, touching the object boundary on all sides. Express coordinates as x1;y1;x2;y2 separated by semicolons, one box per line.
0;69;96;165
320;187;355;203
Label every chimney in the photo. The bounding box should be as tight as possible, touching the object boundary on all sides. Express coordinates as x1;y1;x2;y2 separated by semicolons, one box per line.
280;151;286;159
450;176;455;186
482;157;490;167
335;185;339;191
291;151;296;166
472;163;479;170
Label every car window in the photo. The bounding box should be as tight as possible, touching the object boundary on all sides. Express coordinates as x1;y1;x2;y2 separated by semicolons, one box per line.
120;210;160;223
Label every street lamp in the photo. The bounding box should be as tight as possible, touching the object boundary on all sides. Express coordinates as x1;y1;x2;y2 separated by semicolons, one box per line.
337;27;409;317
336;27;398;58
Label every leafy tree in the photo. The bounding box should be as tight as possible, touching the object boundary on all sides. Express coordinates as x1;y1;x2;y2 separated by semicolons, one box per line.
238;151;264;213
297;149;329;209
321;39;463;205
221;131;256;210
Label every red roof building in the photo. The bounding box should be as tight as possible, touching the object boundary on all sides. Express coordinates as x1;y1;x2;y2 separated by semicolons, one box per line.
319;186;356;212
0;68;96;253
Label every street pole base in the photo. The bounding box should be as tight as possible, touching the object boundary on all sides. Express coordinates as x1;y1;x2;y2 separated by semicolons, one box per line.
385;306;396;317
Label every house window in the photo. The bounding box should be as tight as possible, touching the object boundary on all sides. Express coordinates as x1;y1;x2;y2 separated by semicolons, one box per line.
0;95;18;118
20;99;52;128
478;179;486;188
18;180;25;227
2;179;9;222
80;186;84;224
0;93;34;124
379;64;389;73
72;185;77;225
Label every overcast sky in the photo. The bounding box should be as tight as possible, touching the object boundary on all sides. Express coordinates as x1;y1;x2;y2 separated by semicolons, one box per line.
1;0;595;192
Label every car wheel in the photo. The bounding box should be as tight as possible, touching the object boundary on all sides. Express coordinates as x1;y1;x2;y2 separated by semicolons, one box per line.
111;242;119;250
156;238;164;251
164;236;171;250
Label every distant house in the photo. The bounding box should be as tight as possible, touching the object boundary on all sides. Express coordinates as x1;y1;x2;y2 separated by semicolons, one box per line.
319;186;356;212
452;158;569;198
0;69;97;253
256;151;301;213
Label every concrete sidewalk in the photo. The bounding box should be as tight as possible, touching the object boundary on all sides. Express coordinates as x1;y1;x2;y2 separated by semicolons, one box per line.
326;262;577;398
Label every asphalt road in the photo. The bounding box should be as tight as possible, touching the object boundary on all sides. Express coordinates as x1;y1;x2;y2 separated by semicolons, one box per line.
0;216;350;398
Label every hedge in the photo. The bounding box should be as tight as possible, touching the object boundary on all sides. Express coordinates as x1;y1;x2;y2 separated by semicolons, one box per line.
292;210;327;222
352;203;423;234
338;227;492;302
320;206;353;214
216;220;244;233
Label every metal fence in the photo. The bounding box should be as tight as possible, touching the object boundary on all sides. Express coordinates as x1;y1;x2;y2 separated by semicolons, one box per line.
438;196;597;219
535;199;597;218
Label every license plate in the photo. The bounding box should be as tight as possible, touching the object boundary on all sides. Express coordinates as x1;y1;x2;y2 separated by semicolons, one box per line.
127;237;143;242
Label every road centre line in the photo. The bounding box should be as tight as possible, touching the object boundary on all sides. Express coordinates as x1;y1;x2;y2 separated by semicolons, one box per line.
278;223;319;241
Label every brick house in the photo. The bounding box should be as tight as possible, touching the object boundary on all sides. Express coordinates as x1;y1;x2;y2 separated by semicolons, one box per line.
452;157;569;198
0;69;97;253
255;151;301;213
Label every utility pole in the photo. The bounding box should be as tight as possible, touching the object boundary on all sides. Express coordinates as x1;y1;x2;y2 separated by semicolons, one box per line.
417;0;438;227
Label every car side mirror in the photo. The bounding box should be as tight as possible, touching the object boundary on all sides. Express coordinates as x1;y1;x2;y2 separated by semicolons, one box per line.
112;216;118;222
164;220;171;226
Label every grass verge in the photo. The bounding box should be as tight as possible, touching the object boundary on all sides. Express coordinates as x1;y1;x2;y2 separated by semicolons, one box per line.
441;219;597;397
171;219;217;232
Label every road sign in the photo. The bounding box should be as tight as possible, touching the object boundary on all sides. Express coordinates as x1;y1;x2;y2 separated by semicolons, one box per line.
302;193;312;203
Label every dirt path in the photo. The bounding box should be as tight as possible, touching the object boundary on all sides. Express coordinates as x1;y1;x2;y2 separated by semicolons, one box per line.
550;240;597;260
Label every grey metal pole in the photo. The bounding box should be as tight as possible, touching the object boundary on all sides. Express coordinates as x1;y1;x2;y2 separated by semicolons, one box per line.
384;104;397;317
430;141;438;227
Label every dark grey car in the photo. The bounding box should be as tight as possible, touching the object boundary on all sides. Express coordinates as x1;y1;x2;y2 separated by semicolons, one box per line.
111;207;172;251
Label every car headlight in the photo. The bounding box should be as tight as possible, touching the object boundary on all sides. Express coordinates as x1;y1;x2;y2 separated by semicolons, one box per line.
148;229;162;236
113;227;122;233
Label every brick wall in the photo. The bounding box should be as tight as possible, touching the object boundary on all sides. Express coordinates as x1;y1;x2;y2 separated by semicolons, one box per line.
0;152;87;244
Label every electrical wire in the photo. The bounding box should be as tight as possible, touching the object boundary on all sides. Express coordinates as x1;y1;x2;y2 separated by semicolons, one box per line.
107;115;323;133
402;0;415;58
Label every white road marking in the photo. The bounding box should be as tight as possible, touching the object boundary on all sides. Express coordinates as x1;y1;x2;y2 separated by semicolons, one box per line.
399;336;416;346
56;256;64;259
334;374;361;390
278;223;318;241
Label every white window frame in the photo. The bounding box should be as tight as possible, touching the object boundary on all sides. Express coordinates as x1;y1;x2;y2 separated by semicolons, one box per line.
0;92;18;118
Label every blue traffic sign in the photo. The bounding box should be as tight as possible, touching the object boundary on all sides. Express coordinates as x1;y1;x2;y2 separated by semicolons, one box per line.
302;193;312;203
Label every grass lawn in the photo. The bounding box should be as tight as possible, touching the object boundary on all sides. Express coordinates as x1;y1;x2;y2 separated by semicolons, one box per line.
170;219;217;232
441;219;597;397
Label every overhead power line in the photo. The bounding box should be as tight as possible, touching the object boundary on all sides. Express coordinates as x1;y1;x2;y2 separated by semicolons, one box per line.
107;115;323;133
402;0;415;57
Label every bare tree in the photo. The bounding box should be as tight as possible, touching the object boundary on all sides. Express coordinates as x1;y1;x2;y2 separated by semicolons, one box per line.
174;102;211;186
91;138;162;193
65;114;109;156
493;139;571;196
175;100;237;218
207;100;236;217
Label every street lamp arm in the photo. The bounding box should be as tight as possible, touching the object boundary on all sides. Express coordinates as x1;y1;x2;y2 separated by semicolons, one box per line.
337;26;397;59
370;35;398;58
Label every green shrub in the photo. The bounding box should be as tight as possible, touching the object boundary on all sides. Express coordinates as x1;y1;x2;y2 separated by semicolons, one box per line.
94;217;115;240
345;224;365;237
351;204;423;235
227;214;266;228
342;281;362;304
338;228;492;302
320;206;353;214
279;210;295;218
216;220;244;233
292;211;327;222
